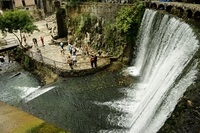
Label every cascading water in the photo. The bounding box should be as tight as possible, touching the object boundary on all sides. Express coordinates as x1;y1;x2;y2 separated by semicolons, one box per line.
1;8;199;133
0;57;54;106
98;9;199;133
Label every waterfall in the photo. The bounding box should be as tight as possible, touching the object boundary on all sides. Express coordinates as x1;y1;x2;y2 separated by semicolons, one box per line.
98;9;199;133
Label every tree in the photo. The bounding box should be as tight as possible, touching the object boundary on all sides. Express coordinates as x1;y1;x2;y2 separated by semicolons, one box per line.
0;10;38;47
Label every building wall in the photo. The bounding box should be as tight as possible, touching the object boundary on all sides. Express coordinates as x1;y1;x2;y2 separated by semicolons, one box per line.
14;0;35;7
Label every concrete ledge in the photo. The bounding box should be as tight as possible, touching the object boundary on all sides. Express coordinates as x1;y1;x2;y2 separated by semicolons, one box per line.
0;101;65;133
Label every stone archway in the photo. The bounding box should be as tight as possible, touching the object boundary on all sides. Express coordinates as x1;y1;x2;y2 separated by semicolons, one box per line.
151;3;157;9
166;5;173;12
158;4;165;10
194;11;200;20
176;7;184;17
186;9;193;18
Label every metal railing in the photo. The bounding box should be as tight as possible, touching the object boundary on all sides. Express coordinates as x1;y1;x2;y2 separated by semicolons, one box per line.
26;50;69;69
2;38;107;70
25;50;104;70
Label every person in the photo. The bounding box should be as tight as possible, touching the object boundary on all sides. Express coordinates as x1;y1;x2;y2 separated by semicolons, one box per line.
60;41;64;50
90;55;95;68
67;56;73;70
46;22;49;29
40;36;45;46
68;43;72;55
32;38;38;47
72;54;77;66
93;54;97;67
23;34;27;45
72;46;78;55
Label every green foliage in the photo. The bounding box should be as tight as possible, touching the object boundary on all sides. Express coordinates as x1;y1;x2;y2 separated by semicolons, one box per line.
11;48;30;69
27;122;67;133
66;0;80;7
75;13;96;38
24;55;30;69
0;10;37;33
100;3;145;56
12;47;23;62
103;23;115;47
115;3;145;34
0;10;38;47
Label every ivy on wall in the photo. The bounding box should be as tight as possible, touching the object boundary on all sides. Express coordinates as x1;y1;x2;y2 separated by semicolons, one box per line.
115;3;145;36
68;2;145;58
102;3;145;56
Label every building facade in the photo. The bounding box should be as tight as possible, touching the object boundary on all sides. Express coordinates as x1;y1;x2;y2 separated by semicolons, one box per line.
14;0;36;7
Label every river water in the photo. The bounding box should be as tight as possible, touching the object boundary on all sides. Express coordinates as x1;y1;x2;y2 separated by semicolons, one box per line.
0;9;199;133
0;61;127;132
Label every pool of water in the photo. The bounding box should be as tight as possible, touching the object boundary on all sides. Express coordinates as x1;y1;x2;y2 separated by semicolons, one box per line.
0;60;130;133
0;61;41;106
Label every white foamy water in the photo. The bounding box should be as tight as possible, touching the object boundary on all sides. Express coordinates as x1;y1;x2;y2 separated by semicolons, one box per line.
15;86;41;99
98;9;199;133
23;86;55;103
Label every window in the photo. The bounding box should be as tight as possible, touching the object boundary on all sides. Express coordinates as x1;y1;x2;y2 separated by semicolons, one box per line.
22;0;26;6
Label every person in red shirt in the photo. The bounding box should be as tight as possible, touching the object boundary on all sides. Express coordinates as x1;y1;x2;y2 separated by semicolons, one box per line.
40;36;45;46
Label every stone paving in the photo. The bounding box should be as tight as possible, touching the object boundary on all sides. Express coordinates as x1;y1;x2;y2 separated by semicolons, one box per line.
4;20;110;71
27;20;110;70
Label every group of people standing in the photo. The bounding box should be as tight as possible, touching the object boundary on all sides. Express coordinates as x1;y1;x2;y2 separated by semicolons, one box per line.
32;36;45;47
61;42;78;70
22;33;45;48
60;41;98;70
68;43;78;70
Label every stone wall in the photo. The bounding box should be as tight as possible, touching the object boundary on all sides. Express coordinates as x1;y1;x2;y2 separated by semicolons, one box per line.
65;3;143;64
67;3;133;22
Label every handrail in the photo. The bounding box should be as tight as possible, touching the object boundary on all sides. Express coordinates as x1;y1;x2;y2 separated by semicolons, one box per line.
25;50;104;70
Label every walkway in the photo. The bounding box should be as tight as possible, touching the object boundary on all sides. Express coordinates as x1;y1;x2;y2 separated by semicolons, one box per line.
4;20;110;72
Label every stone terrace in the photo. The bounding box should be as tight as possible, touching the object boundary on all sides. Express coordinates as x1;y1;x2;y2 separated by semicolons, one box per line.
4;20;111;76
